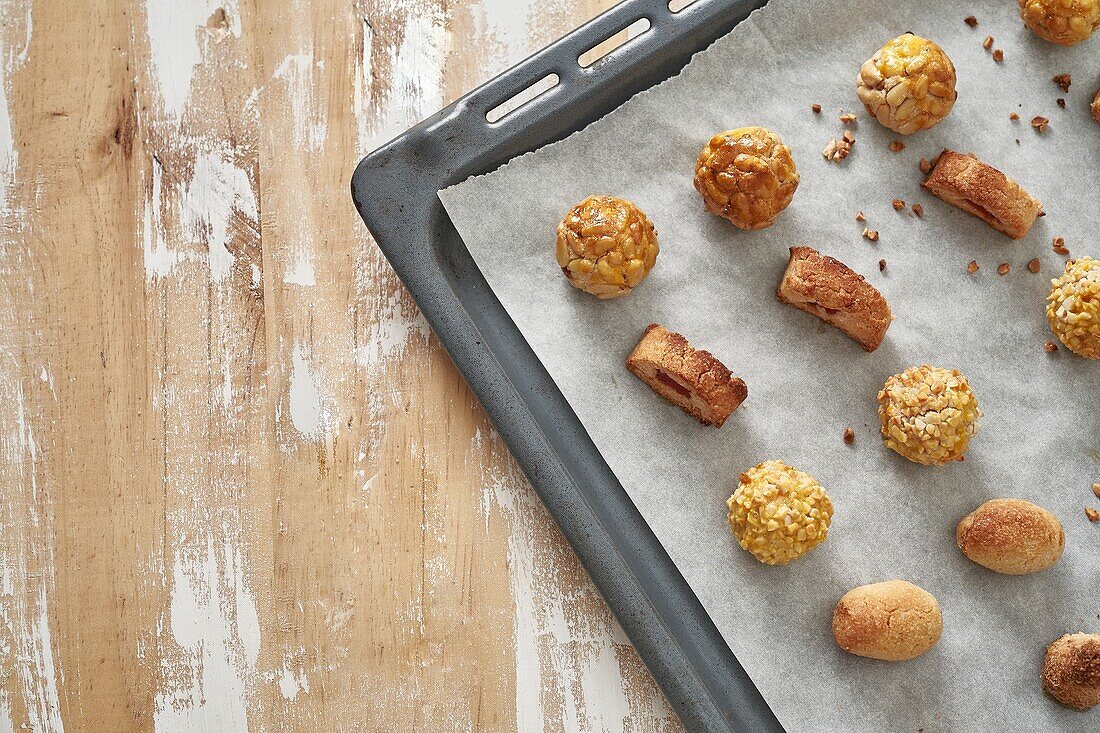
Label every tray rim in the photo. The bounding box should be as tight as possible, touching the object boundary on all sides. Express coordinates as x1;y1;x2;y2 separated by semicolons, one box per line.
350;2;782;731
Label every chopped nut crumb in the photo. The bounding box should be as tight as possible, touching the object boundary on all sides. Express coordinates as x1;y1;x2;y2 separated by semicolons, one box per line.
992;48;1004;63
843;428;855;445
1009;112;1019;120
1053;74;1071;93
892;198;905;211
967;260;979;274
855;211;866;222
998;262;1010;275
1015;138;1020;145
822;137;852;162
911;203;923;218
1056;98;1065;109
964;15;978;27
1086;507;1100;522
983;35;993;50
878;259;887;272
1031;116;1049;132
1053;237;1069;255
861;227;879;242
1093;88;1100;123
812;103;822;113
842;130;856;144
919;158;932;174
1093;483;1100;499
889;140;905;152
1045;341;1058;353
840;112;857;124
1028;258;1040;273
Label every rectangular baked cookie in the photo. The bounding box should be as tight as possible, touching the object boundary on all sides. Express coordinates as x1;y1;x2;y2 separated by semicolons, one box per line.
776;246;893;352
921;150;1043;239
625;324;747;427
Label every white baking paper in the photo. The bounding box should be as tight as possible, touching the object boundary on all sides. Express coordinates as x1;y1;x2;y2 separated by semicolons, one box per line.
439;1;1100;730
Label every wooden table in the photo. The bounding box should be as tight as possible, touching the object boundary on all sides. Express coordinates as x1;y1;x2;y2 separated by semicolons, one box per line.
0;0;684;729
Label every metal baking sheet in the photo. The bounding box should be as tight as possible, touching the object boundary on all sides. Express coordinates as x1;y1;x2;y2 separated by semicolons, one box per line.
350;1;780;731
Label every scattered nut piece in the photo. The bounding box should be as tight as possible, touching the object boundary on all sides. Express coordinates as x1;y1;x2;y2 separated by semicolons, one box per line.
889;140;905;152
843;427;855;444
842;130;856;144
911;203;923;218
1056;98;1066;109
840;112;857;124
964;15;978;27
892;198;905;211
879;258;887;272
1092;483;1100;499
983;35;994;49
1028;258;1041;273
862;227;879;242
1053;74;1071;93
1087;507;1100;522
1053;237;1069;255
998;263;1011;275
968;260;979;274
919;158;932;174
992;48;1004;62
1045;340;1058;352
854;211;866;223
1010;112;1020;120
1031;116;1049;132
823;138;853;162
812;103;822;113
1092;89;1100;122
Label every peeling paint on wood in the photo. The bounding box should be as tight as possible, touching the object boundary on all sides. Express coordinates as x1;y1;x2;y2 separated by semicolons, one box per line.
0;0;684;730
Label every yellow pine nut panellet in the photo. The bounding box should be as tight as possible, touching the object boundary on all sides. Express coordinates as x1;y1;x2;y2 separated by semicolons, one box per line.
1046;257;1100;358
856;34;957;135
878;365;980;466
555;195;659;299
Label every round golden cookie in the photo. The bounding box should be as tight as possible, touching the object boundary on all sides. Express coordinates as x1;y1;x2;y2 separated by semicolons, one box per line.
956;498;1064;574
1042;633;1100;710
1047;257;1100;359
832;580;942;661
693;127;799;230
555;195;659;299
877;365;980;466
726;461;832;565
856;33;957;135
1020;0;1100;45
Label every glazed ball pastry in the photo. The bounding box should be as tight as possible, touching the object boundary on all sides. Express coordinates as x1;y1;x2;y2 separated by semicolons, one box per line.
921;150;1043;239
878;365;980;466
555;195;659;299
776;246;893;352
956;498;1064;574
1020;0;1100;45
626;324;747;427
856;33;956;135
726;461;832;565
693;127;799;230
833;580;942;661
1047;257;1100;359
1043;633;1100;710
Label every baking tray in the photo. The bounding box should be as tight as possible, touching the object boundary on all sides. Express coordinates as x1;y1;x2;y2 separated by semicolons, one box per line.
350;1;782;731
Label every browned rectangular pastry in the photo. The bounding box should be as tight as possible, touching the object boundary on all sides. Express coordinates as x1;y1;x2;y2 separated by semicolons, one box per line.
776;246;893;352
921;150;1043;239
625;324;747;427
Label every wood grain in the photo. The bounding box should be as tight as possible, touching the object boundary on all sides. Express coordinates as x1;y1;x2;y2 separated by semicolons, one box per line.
0;0;686;730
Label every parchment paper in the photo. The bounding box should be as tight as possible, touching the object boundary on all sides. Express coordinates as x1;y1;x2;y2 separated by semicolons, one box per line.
439;1;1100;730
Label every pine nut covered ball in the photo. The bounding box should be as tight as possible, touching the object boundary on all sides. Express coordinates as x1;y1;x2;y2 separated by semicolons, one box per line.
693;127;799;230
1020;0;1100;46
726;461;833;565
878;365;980;466
856;33;957;135
1042;633;1100;710
1046;257;1100;359
555;195;659;299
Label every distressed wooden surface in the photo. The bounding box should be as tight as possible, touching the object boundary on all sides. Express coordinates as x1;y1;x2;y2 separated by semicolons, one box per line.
0;0;686;730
